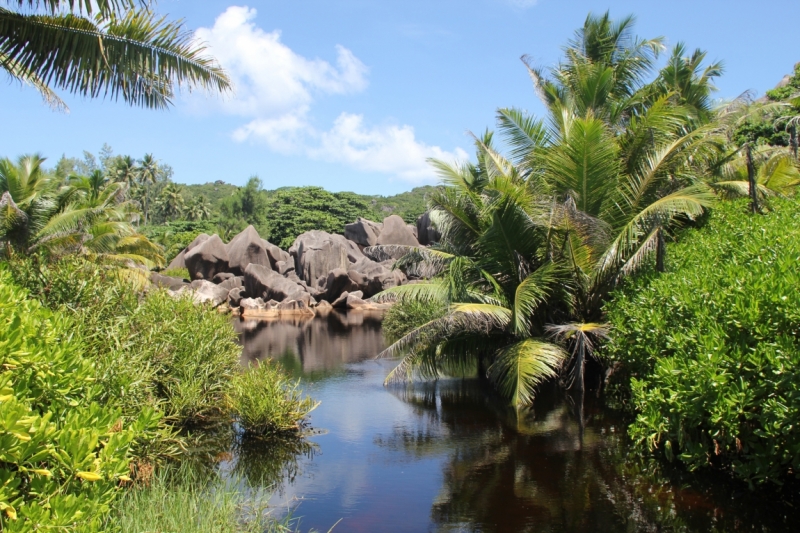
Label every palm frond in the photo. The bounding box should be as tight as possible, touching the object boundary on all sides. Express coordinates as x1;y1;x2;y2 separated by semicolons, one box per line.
487;338;566;407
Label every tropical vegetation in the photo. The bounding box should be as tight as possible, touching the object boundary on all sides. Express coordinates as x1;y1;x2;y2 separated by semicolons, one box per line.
604;199;800;486
375;12;729;408
0;0;230;110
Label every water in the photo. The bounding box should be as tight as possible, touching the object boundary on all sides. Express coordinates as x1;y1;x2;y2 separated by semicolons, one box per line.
230;313;796;533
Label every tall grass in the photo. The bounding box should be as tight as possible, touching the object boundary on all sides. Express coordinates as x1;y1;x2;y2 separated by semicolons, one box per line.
228;361;320;436
112;466;297;533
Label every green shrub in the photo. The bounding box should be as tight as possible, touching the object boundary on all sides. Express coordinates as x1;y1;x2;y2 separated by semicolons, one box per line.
0;272;160;531
382;299;447;343
603;199;800;485
227;362;319;436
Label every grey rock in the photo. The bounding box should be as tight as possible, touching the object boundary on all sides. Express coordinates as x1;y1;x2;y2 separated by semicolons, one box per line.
331;291;350;309
189;280;230;307
377;215;419;247
344;217;383;247
276;260;294;275
185;235;229;281
416;211;441;245
346;293;369;309
322;268;359;301
212;272;235;284
228;287;246;307
289;230;350;284
244;263;312;304
167;233;210;271
347;257;406;297
150;272;188;291
261;239;291;269
219;276;244;291
226;225;272;275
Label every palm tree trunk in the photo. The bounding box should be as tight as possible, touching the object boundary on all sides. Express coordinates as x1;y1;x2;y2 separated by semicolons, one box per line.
656;227;666;273
746;144;759;213
791;123;798;161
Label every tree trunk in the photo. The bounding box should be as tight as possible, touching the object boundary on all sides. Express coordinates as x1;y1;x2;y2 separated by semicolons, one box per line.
656;227;666;273
791;123;798;161
746;144;759;213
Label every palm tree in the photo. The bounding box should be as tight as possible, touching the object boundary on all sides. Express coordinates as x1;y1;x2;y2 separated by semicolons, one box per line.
137;153;159;224
109;155;139;188
186;195;212;221
156;182;184;221
0;153;57;251
1;1;230;110
1;154;162;267
375;13;724;408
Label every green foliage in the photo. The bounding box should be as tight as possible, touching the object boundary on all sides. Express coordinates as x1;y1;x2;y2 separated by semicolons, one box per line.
227;362;319;436
766;63;800;102
262;186;380;248
383;299;447;343
603;199;800;485
733;118;790;147
0;271;159;531
142;219;219;263
161;267;190;279
111;465;295;533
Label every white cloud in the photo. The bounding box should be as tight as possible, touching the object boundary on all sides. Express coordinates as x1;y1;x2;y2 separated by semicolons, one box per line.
196;6;466;183
196;6;367;117
311;113;469;183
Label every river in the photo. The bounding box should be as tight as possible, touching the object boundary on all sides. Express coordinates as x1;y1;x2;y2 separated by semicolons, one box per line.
227;313;794;533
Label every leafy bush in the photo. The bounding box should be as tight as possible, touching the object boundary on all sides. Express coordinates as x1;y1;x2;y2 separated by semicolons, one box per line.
382;299;448;343
161;266;190;279
227;362;319;436
5;256;241;428
603;199;800;485
0;272;161;531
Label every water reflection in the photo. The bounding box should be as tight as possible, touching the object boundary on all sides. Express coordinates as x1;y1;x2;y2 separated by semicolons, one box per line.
234;311;385;379
231;316;796;533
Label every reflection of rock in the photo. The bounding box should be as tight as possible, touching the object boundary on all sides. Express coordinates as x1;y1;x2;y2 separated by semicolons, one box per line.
234;313;386;374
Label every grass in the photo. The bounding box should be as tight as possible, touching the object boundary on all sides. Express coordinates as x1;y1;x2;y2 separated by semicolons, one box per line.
162;266;191;279
112;466;299;533
227;361;320;436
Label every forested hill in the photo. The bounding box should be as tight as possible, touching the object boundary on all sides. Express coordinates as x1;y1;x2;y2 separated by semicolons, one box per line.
144;180;438;259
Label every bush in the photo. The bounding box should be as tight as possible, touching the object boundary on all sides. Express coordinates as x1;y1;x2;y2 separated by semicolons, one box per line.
603;199;800;485
227;362;319;436
382;299;447;343
0;272;160;531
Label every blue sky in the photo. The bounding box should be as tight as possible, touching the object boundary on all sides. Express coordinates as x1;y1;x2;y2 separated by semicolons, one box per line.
2;0;799;195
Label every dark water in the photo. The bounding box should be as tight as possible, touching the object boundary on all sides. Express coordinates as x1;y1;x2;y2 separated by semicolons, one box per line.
230;314;795;533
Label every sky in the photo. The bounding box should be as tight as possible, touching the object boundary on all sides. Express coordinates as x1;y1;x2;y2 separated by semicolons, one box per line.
2;0;799;195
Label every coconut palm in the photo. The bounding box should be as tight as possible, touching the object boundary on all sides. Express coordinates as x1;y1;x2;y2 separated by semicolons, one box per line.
137;153;159;224
109;155;139;187
186;194;212;221
156;182;185;221
376;13;724;408
1;1;230;110
0;153;58;250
